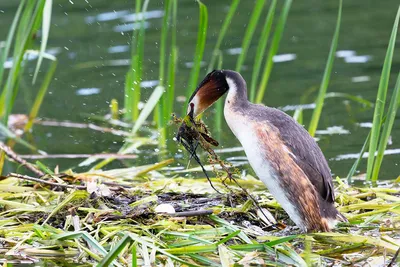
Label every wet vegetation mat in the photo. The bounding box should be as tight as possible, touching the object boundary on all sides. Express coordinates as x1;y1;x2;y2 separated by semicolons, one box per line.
0;159;399;266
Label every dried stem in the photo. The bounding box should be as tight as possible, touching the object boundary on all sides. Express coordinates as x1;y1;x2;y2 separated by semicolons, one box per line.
6;173;86;190
0;141;45;176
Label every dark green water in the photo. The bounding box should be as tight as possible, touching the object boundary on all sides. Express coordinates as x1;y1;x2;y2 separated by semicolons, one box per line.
0;0;399;179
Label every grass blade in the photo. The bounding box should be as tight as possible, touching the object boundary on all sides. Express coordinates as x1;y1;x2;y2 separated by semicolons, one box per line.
132;0;148;121
249;0;277;102
165;0;178;123
25;60;57;131
1;0;46;125
347;130;371;184
255;0;292;103
0;0;26;90
366;6;400;181
131;85;164;136
0;122;37;151
372;72;400;181
124;0;147;121
158;0;170;86
307;0;342;136
127;232;202;267
213;51;223;133
55;231;108;255
42;190;89;225
184;0;208;113
98;233;131;267
207;0;240;72
235;0;266;72
32;0;52;84
157;0;172;145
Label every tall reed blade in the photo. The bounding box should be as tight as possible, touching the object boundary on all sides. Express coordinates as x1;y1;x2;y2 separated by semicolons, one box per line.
249;0;277;102
235;0;266;72
156;0;172;146
366;6;400;181
124;65;134;120
307;0;342;137
214;51;224;133
32;0;52;84
347;130;371;184
1;1;46;124
372;72;400;181
124;0;148;122
255;0;292;103
165;0;178;131
207;0;240;73
159;0;171;87
0;0;26;91
25;60;57;132
184;0;208;114
132;0;148;121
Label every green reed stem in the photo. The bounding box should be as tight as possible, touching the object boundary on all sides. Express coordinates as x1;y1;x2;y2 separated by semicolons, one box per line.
0;0;25;92
249;0;277;102
1;0;45;125
307;0;342;137
255;0;292;103
184;0;208;115
235;0;266;72
372;72;400;181
25;60;57;132
132;0;148;121
366;6;400;181
207;0;240;73
157;0;172;146
164;0;178;130
347;130;371;184
32;0;52;84
214;51;224;135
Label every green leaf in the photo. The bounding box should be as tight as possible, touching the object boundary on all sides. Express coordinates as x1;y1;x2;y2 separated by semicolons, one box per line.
308;0;342;136
256;0;292;103
32;0;52;84
98;233;131;267
185;0;208;112
235;0;266;72
207;0;240;72
249;0;277;102
366;6;400;181
372;72;400;181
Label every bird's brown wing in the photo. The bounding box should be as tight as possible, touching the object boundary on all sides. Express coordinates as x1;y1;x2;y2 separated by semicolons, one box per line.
251;106;335;203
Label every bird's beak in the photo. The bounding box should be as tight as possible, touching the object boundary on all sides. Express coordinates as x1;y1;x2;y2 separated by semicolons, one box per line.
187;70;229;117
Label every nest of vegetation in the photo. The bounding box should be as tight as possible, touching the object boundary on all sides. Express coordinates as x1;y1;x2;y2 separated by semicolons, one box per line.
0;124;400;266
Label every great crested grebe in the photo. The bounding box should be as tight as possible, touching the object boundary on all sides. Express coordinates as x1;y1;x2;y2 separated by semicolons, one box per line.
187;69;347;232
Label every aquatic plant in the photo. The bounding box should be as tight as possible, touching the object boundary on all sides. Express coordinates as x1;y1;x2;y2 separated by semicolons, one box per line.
0;0;56;172
366;6;400;182
308;0;342;137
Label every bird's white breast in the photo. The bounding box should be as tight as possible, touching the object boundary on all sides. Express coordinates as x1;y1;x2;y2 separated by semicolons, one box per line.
223;97;304;230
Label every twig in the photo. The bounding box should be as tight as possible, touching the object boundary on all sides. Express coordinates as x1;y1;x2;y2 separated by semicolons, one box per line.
19;153;138;160
0;142;44;176
169;210;213;217
7;173;86;190
36;120;130;136
388;246;400;267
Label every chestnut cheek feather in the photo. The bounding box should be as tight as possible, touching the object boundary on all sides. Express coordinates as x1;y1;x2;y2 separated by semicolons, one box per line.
187;71;229;116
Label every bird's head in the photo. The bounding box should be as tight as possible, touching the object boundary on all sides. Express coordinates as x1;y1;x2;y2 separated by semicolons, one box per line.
187;70;229;117
187;69;248;117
